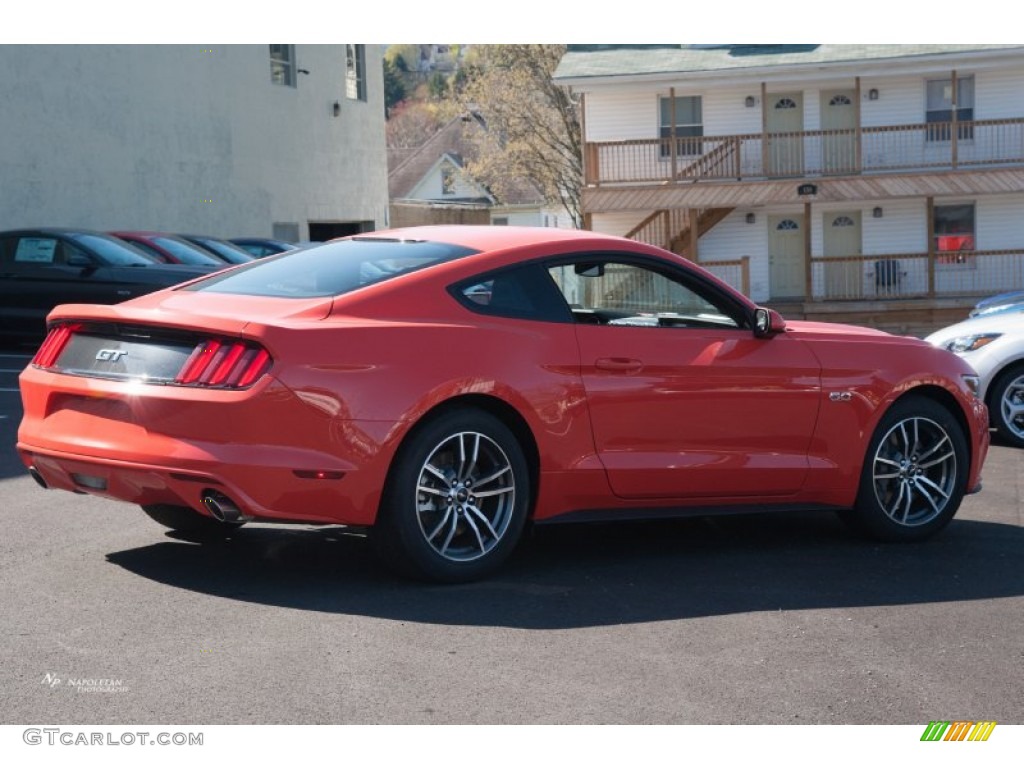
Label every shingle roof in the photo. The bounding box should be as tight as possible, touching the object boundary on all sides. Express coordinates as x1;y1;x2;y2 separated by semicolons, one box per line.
554;44;1024;81
387;114;545;206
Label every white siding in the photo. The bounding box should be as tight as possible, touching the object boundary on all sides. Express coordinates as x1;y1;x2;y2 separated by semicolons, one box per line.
408;161;488;201
976;68;1024;119
491;209;544;226
697;212;769;301
0;45;388;237
584;89;656;141
591;211;657;238
977;194;1024;249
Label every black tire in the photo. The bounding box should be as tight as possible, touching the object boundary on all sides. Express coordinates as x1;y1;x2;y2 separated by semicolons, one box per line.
845;396;969;541
141;504;242;535
987;364;1024;448
373;409;530;583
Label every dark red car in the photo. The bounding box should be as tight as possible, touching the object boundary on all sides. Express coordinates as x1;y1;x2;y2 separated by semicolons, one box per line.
18;227;989;582
109;231;227;269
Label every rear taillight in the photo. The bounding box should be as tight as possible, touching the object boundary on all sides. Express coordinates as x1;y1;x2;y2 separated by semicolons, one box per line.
32;323;82;369
174;340;272;389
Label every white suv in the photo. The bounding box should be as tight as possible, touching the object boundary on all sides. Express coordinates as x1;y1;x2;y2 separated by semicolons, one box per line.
927;312;1024;447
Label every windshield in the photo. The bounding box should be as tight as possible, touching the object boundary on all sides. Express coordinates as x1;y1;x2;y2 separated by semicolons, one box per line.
186;238;478;298
69;233;159;266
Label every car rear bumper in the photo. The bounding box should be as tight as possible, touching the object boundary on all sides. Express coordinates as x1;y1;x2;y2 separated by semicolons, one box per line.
17;367;398;526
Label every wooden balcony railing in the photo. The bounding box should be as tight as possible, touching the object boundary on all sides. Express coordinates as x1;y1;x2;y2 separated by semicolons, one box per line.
809;250;1024;301
700;256;751;297
585;118;1024;185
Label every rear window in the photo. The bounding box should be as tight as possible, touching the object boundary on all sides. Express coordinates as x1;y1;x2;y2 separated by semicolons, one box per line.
184;238;479;298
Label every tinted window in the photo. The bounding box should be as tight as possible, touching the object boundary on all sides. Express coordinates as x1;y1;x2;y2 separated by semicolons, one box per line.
152;237;224;266
67;233;156;265
187;238;478;298
453;265;571;323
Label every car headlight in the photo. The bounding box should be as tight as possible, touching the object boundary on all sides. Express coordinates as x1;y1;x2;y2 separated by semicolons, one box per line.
945;333;1002;353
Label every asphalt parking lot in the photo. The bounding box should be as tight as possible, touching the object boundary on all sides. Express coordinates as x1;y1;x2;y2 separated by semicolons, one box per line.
1;350;1022;725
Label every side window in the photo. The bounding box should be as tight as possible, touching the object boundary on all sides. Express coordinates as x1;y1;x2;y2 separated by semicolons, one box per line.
14;237;59;264
125;240;167;262
546;259;743;329
453;265;570;323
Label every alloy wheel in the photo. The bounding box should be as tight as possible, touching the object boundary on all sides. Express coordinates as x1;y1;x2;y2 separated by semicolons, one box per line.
414;431;517;562
871;416;958;527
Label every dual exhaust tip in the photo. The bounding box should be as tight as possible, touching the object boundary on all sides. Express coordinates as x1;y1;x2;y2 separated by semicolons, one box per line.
28;466;48;490
29;467;250;526
201;490;252;524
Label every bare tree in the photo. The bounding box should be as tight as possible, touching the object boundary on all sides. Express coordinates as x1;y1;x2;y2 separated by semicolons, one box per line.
460;45;582;227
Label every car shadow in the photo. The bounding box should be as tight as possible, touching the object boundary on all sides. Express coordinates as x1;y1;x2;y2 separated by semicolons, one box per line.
105;511;1024;629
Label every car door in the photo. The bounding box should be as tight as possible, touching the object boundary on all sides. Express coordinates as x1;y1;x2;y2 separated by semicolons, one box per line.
547;257;822;501
0;234;138;340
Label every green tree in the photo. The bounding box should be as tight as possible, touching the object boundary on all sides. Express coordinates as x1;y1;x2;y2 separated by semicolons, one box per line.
428;71;448;100
460;45;581;226
383;57;407;116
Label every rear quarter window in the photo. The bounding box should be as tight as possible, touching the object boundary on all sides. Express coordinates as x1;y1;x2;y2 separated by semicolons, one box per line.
185;238;478;298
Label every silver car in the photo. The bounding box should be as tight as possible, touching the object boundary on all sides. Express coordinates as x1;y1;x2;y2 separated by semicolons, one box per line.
927;312;1024;446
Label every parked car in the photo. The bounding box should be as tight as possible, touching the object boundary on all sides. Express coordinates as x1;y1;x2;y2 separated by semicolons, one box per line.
229;237;297;258
178;234;255;265
18;226;989;582
927;312;1024;447
0;228;211;344
968;289;1024;318
110;231;228;269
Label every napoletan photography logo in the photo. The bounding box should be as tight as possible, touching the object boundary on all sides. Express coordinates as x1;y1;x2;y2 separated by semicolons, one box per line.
920;720;997;742
41;672;129;694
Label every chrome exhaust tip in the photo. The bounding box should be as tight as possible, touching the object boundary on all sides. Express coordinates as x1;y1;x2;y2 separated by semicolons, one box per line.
28;466;49;489
200;490;251;524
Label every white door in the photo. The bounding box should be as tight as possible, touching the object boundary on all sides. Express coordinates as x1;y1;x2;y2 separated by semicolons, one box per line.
821;90;857;174
766;93;804;176
823;211;863;298
769;215;806;298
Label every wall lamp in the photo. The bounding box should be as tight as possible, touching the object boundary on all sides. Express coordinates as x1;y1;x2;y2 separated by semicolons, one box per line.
873;207;884;218
744;95;757;108
332;101;340;117
745;213;756;224
868;88;879;101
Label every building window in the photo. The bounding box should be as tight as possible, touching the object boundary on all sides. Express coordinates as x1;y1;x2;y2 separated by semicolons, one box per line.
659;96;703;157
492;217;509;226
269;45;296;87
346;44;366;101
926;76;974;141
441;163;456;195
934;203;975;265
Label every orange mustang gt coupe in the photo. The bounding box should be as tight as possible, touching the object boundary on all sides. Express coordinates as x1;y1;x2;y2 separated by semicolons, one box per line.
18;226;989;581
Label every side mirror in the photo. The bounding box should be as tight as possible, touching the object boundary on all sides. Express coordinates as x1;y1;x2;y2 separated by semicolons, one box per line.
753;307;787;338
66;254;94;268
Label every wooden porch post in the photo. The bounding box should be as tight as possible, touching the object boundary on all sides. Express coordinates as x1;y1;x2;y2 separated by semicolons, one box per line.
688;208;700;261
583;212;594;232
581;92;598;188
669;87;678;181
803;202;812;299
761;81;768;177
927;197;936;296
950;70;959;169
854;76;863;173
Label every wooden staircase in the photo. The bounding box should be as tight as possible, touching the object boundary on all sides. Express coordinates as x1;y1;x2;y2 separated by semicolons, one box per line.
623;207;735;259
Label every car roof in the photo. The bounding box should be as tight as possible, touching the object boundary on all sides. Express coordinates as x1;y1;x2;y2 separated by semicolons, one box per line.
361;225;638;253
0;227;110;237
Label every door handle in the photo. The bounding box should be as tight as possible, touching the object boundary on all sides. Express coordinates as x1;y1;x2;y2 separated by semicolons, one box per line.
594;357;643;374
